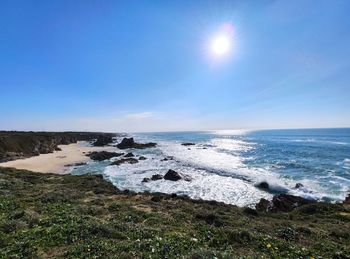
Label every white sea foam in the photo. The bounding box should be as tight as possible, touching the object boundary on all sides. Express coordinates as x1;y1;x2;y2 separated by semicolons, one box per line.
98;136;297;206
70;132;349;206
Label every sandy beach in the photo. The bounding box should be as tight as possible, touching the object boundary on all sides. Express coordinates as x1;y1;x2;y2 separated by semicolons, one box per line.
0;141;117;174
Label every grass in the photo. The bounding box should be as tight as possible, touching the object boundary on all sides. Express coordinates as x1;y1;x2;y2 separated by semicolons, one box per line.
0;166;349;258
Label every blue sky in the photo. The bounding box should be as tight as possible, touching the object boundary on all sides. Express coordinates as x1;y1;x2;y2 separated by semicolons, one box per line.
1;0;350;132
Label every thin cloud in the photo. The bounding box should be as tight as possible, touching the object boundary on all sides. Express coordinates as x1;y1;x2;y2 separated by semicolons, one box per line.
123;112;154;120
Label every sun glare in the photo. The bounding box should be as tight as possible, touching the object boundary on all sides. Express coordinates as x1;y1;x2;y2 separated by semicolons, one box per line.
211;35;231;56
208;23;235;60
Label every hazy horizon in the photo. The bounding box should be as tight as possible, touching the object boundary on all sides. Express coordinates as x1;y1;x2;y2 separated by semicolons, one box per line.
1;0;350;132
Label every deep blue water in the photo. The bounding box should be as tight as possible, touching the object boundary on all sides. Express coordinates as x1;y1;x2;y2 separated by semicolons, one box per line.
72;128;350;206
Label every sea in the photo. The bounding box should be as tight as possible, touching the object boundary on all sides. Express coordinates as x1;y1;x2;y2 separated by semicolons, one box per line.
71;128;350;207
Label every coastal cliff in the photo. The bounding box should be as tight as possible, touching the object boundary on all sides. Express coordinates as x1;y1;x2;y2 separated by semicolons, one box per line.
0;131;117;162
0;167;349;258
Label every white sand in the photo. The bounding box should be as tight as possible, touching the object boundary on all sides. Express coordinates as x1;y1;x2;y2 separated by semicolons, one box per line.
0;141;118;174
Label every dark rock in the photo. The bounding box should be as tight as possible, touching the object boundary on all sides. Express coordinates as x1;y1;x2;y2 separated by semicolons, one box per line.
164;169;182;181
110;158;139;166
256;181;269;190
171;193;177;198
93;135;114;146
295;183;304;189
255;198;270;212
64;162;87;167
344;194;350;205
138;156;147;160
116;137;134;149
151;174;163;181
271;194;314;212
256;194;314;213
142;177;151;183
161;156;174;161
181;143;195;146
88;151;124;161
116;137;157;149
54;147;62;151
124;152;134;157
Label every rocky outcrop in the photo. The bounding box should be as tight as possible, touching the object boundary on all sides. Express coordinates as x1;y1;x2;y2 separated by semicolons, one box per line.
161;156;174;161
256;181;269;190
295;183;304;189
0;131;118;162
142;174;163;182
164;169;182;181
116;138;157;149
151;174;163;181
124;152;135;157
256;194;314;213
87;151;124;161
181;143;195;146
139;156;147;160
110;158;139;166
92;135;114;146
142;177;151;183
142;170;191;183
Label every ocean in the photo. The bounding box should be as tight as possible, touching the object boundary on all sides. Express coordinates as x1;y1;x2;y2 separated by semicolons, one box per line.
71;128;350;207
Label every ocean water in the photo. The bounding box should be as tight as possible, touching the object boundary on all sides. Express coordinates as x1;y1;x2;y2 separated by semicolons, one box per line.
71;128;350;207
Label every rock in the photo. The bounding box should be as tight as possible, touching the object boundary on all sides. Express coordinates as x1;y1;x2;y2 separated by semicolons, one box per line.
181;143;195;146
138;156;147;160
343;194;350;205
124;152;134;157
116;137;157;149
295;183;304;189
54;147;62;151
164;169;182;181
110;158;139;166
256;194;314;213
151;174;163;181
256;181;269;190
116;138;134;149
255;198;270;212
161;156;174;161
271;194;314;212
64;162;87;167
93;135;114;146
142;177;150;183
88;151;124;161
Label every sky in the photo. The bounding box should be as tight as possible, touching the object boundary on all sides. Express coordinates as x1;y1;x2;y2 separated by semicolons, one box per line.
0;0;350;132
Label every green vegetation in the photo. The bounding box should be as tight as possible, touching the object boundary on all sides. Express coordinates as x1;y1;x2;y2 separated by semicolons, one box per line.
0;167;349;258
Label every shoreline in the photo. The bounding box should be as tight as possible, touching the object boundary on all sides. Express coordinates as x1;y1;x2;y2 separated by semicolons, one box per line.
0;141;117;174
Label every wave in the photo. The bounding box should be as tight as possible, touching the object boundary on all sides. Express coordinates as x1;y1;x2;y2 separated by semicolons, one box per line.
289;139;349;145
69;131;350;206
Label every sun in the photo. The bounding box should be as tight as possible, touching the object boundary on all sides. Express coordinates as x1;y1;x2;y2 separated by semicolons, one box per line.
211;35;231;56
